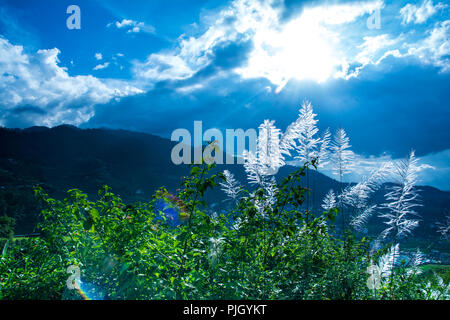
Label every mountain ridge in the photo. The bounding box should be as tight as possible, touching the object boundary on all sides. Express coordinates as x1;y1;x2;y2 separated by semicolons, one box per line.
0;125;448;242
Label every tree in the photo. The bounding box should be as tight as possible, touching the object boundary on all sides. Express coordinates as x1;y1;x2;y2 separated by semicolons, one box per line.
0;215;15;239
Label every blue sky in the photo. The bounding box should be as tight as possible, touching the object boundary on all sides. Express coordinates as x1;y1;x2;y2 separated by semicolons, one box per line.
0;0;449;189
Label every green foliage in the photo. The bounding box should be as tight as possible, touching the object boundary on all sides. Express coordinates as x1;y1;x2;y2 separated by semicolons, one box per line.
0;162;446;300
419;264;450;284
0;184;41;235
0;215;15;239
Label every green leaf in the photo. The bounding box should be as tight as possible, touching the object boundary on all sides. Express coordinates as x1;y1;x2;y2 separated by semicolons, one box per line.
190;167;201;176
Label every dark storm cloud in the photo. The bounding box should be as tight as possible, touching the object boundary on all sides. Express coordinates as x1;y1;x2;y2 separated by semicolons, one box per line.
2;105;48;128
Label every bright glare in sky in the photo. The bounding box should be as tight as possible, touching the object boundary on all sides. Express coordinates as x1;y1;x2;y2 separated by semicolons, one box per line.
236;8;340;92
276;18;337;83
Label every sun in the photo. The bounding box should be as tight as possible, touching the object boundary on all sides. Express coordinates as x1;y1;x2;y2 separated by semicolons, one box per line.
277;18;337;83
236;12;340;92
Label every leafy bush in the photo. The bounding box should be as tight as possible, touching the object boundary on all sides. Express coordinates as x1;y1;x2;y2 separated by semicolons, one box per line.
0;162;446;300
1;101;448;300
0;215;15;239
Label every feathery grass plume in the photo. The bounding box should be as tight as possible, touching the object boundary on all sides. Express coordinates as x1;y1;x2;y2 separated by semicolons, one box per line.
409;248;425;267
330;128;354;232
258;119;284;171
361;162;393;200
350;204;376;232
377;243;400;280
436;213;449;240
331;128;354;179
293;101;322;215
321;189;337;211
280;116;303;156
423;275;450;300
253;192;267;219
294;100;321;165
406;248;425;276
208;237;224;267
243;120;284;185
210;211;219;223
379;150;422;240
219;170;241;201
339;183;371;210
435;275;450;299
340;163;392;211
243;149;264;185
366;260;382;293
317;127;331;168
253;177;278;219
231;216;245;231
264;176;278;208
338;163;389;233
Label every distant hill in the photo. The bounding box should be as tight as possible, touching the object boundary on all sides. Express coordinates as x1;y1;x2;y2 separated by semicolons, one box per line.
0;125;188;200
0;125;448;244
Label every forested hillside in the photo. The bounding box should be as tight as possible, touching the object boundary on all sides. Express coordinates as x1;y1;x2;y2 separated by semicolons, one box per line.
0;125;448;242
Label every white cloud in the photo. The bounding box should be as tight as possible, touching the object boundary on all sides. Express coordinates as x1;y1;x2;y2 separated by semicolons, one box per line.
131;0;387;91
297;0;384;25
128;26;140;33
108;19;155;34
128;0;448;91
93;61;110;70
133;0;278;84
176;83;204;94
134;54;194;81
400;0;446;24
0;38;143;127
115;19;134;28
418;149;450;190
338;34;405;78
356;34;398;63
408;20;450;71
95;52;103;60
234;0;386;89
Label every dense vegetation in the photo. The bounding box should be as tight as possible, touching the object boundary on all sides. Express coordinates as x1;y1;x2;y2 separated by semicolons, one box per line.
0;162;448;300
0;125;448;239
0;101;448;300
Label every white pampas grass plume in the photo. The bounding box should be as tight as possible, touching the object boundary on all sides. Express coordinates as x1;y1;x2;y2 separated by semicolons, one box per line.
377;243;400;280
436;213;449;240
258;120;284;171
331;128;354;178
219;170;241;201
410;248;425;267
422;275;449;300
317;128;331;168
339;163;392;230
280;118;303;156
406;248;425;276
295;100;321;165
243;150;264;185
379;150;422;240
322;189;337;211
208;237;225;267
243;120;284;185
253;177;278;219
350;204;377;232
